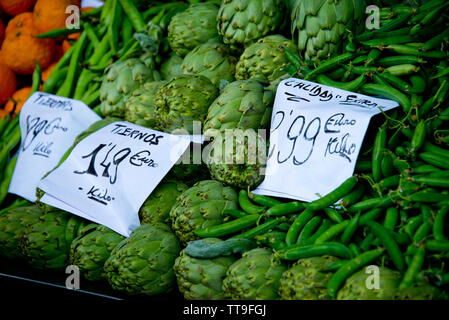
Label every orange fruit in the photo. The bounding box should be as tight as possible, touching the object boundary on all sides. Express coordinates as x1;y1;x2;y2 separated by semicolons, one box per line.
34;0;80;34
4;12;34;38
1;16;55;75
53;44;64;62
4;86;32;115
62;39;72;54
0;0;35;16
0;62;17;106
0;19;4;46
0;108;8;119
42;62;57;82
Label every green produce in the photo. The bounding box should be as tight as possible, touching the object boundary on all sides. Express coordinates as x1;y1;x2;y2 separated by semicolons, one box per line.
99;58;160;118
69;224;125;281
279;256;339;300
154;74;218;134
181;42;237;85
139;179;188;224
394;281;445;300
223;248;286;299
0;206;42;259
337;267;401;300
104;223;180;296
18;210;85;270
235;35;297;82
124;80;168;128
168;3;221;56
160;55;183;80
205;130;267;189
291;0;365;61
204;80;274;131
217;0;283;51
170;180;238;244
174;240;237;300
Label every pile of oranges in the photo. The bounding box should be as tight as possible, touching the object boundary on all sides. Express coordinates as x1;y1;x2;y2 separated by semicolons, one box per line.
0;0;82;118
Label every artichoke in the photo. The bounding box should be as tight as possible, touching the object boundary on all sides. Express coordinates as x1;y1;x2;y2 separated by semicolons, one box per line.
394;281;446;300
124;80;168;128
174;239;237;300
181;42;238;86
168;3;221;57
104;223;181;296
139;179;189;225
160;55;183;80
204;80;274;132
99;58;160;118
69;224;125;281
279;256;339;300
337;267;401;300
235;35;297;82
205;130;267;189
154;74;218;134
291;0;365;61
223;248;287;300
217;0;284;52
18;210;85;270
0;206;41;260
170;180;238;245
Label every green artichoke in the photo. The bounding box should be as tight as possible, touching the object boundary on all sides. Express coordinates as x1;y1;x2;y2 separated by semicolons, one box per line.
174;239;237;300
154;74;218;134
139;179;189;225
104;223;181;296
337;267;401;300
69;224;125;281
235;35;297;82
205;130;267;189
99;58;160;118
18;210;85;270
170;180;238;245
0;206;41;259
223;248;287;299
394;281;446;300
279;256;339;300
124;80;168;128
291;0;365;61
168;3;221;57
204;80;274;132
181;42;237;86
160;55;183;80
217;0;284;52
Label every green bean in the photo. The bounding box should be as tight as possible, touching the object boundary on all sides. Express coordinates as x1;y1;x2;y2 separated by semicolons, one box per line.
323;208;343;224
73;70;97;100
380;152;394;178
285;208;315;246
266;201;305;217
194;214;260;238
248;193;283;207
238;190;265;214
372;127;386;182
303;219;332;245
341;212;360;245
307;176;358;211
0;156;17;206
42;66;69;94
410;176;449;188
425;239;449;252
255;231;287;251
83;22;100;47
108;0;122;55
305;52;355;80
348;243;361;257
327;248;384;299
232;218;281;240
315;220;350;244
355;160;372;172
384;207;399;231
361;83;411;112
422;142;449;159
408;75;426;94
433;206;448;240
281;242;352;261
348;196;393;213
403;215;423;238
399;243;425;291
30;62;42;97
81;90;100;107
35;27;81;39
88;35;110;66
338;184;365;208
320;260;349;273
118;0;146;32
413;220;432;243
378;56;425;67
407;189;449;203
361;36;414;48
378;72;413;93
316;74;365;91
359;208;383;224
410;120;427;153
284;48;302;71
384;45;447;59
385;64;419;76
121;15;134;45
296;216;322;245
223;209;247;219
360;233;375;251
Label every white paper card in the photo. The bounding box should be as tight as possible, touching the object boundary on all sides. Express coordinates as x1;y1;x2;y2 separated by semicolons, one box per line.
38;121;192;237
8;92;101;201
253;78;399;202
82;0;104;8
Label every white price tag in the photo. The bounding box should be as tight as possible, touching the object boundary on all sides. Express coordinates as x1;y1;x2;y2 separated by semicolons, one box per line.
253;78;400;202
8;92;101;201
38;121;191;237
81;0;104;8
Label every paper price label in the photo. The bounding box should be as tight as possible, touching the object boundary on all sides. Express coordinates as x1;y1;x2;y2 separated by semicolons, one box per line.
8;92;101;201
38;121;191;236
253;78;399;202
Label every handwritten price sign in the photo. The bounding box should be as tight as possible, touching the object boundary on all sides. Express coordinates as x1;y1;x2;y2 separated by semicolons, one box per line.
253;78;399;202
38;122;191;237
9;92;101;201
